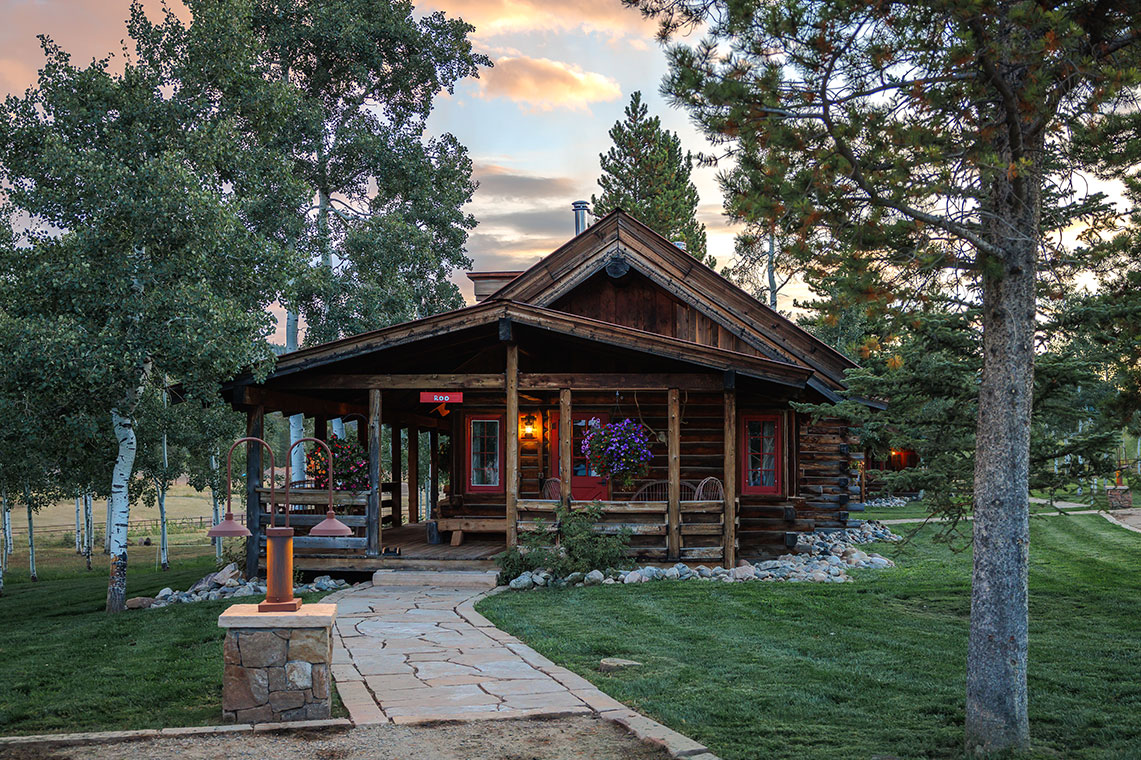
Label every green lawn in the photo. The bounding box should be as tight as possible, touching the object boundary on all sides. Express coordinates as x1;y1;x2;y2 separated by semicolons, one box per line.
0;555;335;735
478;515;1141;760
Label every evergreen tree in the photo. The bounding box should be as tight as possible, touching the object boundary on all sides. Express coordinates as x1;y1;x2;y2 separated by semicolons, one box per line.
591;91;709;263
628;0;1141;750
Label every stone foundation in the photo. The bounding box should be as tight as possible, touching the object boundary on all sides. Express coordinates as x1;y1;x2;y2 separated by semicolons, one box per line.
218;604;336;723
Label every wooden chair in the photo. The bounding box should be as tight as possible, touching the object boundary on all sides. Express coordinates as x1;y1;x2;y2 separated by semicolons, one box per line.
695;476;725;501
541;477;561;500
632;479;697;501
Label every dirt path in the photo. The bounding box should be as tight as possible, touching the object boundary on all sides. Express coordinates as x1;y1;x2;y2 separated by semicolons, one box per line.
0;716;670;760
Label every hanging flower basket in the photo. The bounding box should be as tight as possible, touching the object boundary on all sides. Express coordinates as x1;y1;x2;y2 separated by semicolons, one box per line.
580;417;653;490
306;434;369;491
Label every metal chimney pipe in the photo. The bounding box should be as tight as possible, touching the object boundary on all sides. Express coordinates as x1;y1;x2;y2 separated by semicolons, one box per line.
572;200;589;235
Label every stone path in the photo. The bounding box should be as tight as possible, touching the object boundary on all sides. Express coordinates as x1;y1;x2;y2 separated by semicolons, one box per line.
324;572;628;727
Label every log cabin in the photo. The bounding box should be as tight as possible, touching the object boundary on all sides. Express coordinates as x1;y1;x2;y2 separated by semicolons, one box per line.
220;208;868;577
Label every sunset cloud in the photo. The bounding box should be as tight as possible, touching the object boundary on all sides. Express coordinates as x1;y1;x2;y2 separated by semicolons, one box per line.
425;0;655;39
473;163;582;201
478;55;621;111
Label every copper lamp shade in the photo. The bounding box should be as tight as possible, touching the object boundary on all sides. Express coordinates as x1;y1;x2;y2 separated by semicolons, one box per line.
310;509;352;537
207;513;251;538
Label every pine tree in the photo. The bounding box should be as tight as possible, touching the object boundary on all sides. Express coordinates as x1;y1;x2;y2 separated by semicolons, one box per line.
591;91;709;263
629;0;1141;750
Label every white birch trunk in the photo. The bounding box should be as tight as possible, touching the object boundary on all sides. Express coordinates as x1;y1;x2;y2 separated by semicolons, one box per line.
106;405;140;613
104;498;112;555
2;488;10;562
210;453;222;560
84;492;93;571
766;231;778;310
24;483;36;582
157;477;169;570
75;495;82;553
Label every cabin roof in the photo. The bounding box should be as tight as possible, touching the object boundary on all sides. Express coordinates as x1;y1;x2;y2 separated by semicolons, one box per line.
490;209;857;393
237;299;813;390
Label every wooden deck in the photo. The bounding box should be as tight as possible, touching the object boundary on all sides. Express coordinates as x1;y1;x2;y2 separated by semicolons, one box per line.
292;522;505;573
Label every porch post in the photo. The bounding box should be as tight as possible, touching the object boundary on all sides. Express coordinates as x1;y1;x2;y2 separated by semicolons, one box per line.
723;388;737;567
667;388;681;561
367;389;381;557
505;343;519;545
408;425;420;524
429;429;440;517
559;388;572;506
390;425;402;524
244;404;264;580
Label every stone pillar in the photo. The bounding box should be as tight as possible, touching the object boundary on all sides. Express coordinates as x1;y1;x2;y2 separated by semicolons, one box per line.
218;604;336;723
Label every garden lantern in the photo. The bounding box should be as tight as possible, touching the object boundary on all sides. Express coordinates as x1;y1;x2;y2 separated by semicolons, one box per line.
521;413;537;440
207;437;266;540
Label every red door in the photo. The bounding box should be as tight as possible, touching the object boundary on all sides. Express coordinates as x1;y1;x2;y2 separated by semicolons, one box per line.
550;412;610;501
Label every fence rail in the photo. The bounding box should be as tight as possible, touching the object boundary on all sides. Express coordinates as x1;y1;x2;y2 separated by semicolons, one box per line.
5;514;241;537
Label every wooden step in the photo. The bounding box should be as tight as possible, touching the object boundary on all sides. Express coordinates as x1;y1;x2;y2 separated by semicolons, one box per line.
371;569;499;589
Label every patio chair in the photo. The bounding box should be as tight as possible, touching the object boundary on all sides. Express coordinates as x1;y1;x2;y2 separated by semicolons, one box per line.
541;477;561;500
695;476;725;501
632;479;697;501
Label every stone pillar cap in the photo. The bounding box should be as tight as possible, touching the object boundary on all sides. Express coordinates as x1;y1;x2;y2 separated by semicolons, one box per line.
218;603;337;629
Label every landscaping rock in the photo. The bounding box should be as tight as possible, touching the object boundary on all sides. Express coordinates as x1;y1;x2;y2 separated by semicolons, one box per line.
157;587;173;600
599;657;643;672
584;570;605;586
125;596;154;610
565;572;585;585
730;565;755;581
509;572;534;591
623;571;644;584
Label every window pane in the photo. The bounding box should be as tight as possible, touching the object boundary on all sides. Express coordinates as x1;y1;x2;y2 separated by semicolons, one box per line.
470;420;499;486
744;417;778;491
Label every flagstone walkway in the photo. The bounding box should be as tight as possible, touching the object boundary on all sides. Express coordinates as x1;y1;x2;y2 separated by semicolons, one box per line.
323;573;627;726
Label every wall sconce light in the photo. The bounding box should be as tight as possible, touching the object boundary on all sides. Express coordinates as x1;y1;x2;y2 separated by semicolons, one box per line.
521;413;537;440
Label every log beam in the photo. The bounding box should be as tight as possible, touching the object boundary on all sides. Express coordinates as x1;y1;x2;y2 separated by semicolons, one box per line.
367;390;381;557
667;388;681;561
407;426;420;524
506;343;519;546
559;388;572;507
723;389;737;568
244;405;264;580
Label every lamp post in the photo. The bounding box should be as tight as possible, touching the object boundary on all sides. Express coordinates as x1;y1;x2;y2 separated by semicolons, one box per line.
209;436;351;614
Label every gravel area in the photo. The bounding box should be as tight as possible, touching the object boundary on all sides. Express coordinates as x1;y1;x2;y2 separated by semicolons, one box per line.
1;716;670;760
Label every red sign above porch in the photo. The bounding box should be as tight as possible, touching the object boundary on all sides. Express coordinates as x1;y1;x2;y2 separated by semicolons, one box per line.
419;391;463;404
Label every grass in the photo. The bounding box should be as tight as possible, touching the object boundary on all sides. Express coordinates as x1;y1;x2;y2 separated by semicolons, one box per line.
478;515;1141;760
0;552;337;735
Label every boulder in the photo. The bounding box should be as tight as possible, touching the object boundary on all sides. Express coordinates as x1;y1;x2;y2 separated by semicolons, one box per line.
157;587;173;600
584;570;605;586
730;565;755;581
663;566;680;580
565;571;585;585
599;657;643;673
213;562;242;585
509;572;534;591
623;571;644;584
125;596;154;610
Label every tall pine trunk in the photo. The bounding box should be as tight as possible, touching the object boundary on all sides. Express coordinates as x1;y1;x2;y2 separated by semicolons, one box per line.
106;405;140;613
24;483;36;582
84;492;93;571
965;169;1039;753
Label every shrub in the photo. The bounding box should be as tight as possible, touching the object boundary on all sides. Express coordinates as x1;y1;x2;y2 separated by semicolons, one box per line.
496;500;632;583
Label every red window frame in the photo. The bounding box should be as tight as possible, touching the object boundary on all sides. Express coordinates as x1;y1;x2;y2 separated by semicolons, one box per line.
465;414;505;494
740;413;783;495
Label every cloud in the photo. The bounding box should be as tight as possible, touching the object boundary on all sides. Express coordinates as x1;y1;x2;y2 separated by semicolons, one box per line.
424;0;655;39
473;163;582;202
477;55;621;111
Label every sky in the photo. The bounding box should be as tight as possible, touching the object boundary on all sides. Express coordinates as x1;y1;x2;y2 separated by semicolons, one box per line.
0;0;753;314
